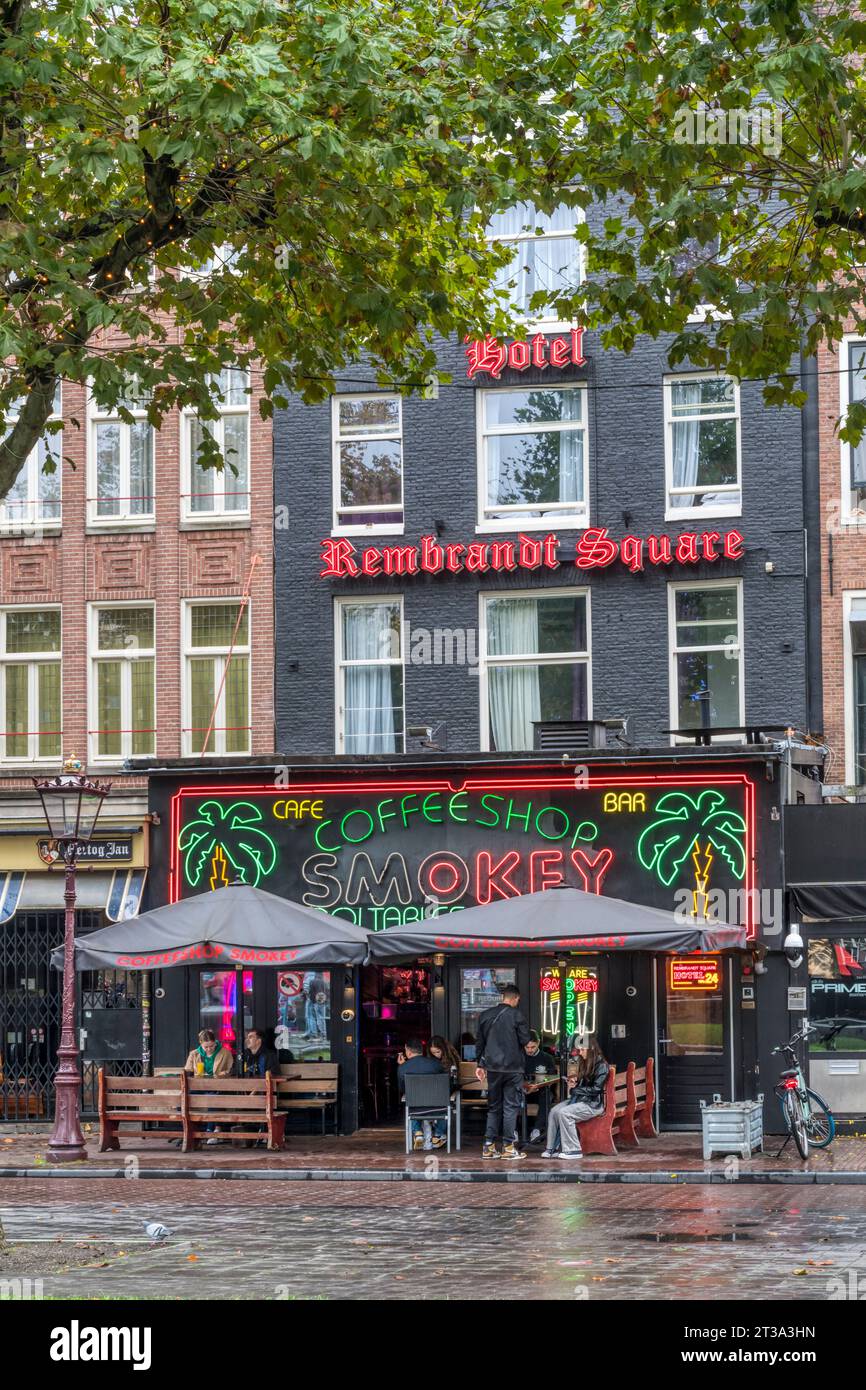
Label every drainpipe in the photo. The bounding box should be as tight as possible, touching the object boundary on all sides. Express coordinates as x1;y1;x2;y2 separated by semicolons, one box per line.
801;348;823;733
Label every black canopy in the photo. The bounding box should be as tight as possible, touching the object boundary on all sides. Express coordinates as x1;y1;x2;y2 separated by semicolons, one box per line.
51;883;369;971
367;886;746;960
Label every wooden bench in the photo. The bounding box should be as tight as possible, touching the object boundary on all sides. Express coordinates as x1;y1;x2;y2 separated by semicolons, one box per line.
99;1071;187;1151
186;1075;286;1151
275;1063;339;1134
575;1057;657;1156
631;1058;657;1139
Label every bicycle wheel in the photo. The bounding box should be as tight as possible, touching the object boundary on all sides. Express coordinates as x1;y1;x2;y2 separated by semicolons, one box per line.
784;1089;809;1159
804;1089;836;1148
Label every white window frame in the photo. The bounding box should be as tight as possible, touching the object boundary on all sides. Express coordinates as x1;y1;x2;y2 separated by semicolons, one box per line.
331;393;404;536
181;370;251;522
87;386;155;527
664;372;742;522
87;603;156;764
477;587;592;752
839;336;866;527
476;383;589;533
667;579;745;746
181;598;252;758
843;590;866;787
485;204;585;334
334;595;405;755
0;385;62;533
0;606;62;764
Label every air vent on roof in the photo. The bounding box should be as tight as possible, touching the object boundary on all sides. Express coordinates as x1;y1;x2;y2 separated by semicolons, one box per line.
532;719;625;752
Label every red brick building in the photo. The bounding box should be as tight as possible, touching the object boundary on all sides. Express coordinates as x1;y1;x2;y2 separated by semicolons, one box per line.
0;357;274;1118
816;329;866;791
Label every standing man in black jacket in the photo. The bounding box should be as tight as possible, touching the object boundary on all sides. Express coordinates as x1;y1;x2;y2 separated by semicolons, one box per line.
476;985;531;1159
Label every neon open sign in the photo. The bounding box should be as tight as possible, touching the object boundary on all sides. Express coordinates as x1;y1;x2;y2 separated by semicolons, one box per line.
541;966;599;1036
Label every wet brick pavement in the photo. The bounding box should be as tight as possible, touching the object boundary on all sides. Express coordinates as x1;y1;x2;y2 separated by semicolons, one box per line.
2;1177;865;1300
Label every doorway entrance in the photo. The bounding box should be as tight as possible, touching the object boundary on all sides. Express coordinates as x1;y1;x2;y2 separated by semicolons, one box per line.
360;964;431;1124
657;955;729;1128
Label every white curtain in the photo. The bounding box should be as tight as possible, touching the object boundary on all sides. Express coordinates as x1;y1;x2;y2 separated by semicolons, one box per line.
671;382;703;507
343;604;398;753
558;390;583;504
487;599;541;751
851;347;866;487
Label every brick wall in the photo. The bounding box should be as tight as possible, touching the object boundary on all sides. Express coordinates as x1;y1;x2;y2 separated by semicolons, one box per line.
274;323;810;755
0;359;274;782
816;330;866;785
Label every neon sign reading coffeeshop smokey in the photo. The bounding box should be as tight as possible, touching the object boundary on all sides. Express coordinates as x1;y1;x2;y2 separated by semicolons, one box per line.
320;528;745;578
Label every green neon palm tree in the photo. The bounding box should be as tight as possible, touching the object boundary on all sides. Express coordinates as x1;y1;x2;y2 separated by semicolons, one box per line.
178;800;278;889
637;789;746;887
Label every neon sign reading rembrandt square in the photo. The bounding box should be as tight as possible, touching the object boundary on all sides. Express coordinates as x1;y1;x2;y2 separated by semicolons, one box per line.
169;772;757;938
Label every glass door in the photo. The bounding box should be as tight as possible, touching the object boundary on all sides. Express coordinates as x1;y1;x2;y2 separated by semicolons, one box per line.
657;955;727;1128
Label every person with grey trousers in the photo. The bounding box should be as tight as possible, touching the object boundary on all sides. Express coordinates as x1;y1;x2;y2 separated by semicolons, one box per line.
543;1036;610;1159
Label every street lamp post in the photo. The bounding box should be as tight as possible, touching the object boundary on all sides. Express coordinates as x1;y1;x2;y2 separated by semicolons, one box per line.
33;755;111;1163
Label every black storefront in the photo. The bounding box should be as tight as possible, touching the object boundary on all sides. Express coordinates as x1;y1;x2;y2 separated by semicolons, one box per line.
141;746;818;1135
786;803;866;1122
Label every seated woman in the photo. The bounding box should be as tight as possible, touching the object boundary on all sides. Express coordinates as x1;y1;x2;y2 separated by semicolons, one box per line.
542;1036;609;1160
428;1035;461;1081
183;1029;235;1146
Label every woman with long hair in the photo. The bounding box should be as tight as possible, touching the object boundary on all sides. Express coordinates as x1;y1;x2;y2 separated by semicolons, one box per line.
542;1034;609;1160
428;1035;461;1075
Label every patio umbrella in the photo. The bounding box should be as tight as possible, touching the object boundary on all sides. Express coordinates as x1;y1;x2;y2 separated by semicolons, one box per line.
367;886;747;960
50;883;370;971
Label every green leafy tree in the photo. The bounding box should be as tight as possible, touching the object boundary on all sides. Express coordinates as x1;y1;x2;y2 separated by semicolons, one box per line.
542;0;866;441
178;799;278;887
0;0;575;498
637;788;746;886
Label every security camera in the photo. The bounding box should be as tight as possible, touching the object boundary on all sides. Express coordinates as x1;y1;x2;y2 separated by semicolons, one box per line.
783;925;804;969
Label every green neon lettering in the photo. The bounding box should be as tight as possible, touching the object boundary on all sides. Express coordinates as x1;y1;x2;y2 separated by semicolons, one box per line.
400;794;420;827
535;805;571;841
477;793;504;828
314;819;341;853
422;793;443;824
340;808;375;844
504;799;532;832
449;792;469;824
376;798;398;833
570;820;599;847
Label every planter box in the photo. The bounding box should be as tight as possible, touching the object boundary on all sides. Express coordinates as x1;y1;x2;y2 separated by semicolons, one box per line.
700;1100;764;1160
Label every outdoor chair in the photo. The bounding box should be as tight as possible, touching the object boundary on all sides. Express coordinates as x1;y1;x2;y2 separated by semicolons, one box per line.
403;1071;457;1154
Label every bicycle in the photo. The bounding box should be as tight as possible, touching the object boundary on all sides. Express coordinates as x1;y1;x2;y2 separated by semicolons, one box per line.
771;1020;836;1159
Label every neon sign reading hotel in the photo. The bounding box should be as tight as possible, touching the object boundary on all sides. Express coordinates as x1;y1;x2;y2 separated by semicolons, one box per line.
321;528;745;579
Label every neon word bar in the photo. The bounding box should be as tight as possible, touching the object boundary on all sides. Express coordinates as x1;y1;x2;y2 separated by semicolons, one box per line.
320;529;745;578
465;330;586;379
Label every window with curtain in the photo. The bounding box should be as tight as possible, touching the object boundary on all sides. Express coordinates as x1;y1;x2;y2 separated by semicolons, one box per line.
480;387;587;527
0;384;62;530
89;382;154;523
184;368;250;518
670;584;742;735
184;601;250;755
486;202;583;323
847;343;866;515
481;592;589;751
90;606;155;761
333;395;403;531
0;609;61;761
337;599;404;754
665;375;740;515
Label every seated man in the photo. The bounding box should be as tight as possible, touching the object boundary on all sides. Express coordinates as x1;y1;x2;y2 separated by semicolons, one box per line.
522;1032;558;1144
397;1038;447;1152
242;1028;280;1077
